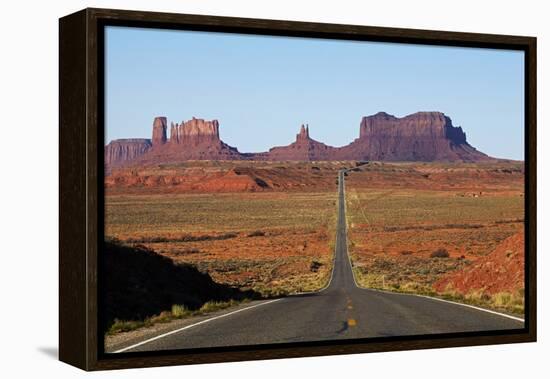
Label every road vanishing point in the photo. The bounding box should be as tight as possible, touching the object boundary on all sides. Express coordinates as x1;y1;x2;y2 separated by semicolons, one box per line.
112;170;524;353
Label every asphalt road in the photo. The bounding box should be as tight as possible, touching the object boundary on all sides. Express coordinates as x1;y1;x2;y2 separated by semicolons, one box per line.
115;170;524;353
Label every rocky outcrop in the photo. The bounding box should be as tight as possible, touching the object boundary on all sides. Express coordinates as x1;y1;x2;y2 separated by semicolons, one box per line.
105;112;492;168
297;124;309;141
170;118;220;145
133;117;243;164
152;117;167;146
433;230;524;295
105;162;343;193
104;138;152;167
336;112;487;161
264;112;487;162
267;124;338;161
106;117;244;168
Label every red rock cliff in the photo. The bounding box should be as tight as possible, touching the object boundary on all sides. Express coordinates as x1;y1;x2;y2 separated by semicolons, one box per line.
152;117;167;146
135;117;242;163
104;112;492;167
169;118;220;145
104;138;152;167
337;112;487;161
267;124;338;161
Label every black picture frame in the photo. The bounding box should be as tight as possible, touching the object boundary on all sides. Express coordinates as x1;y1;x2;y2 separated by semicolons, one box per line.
59;7;537;371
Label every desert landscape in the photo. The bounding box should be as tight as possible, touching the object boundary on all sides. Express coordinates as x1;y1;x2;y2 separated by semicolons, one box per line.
344;161;525;314
95;23;529;354
105;162;340;298
103;111;525;347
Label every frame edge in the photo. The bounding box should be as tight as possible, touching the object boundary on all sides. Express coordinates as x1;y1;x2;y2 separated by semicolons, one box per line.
59;7;537;371
59;8;89;371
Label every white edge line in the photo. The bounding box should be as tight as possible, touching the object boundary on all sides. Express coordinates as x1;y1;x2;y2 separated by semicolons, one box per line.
112;298;283;353
116;169;343;352
365;287;525;323
415;293;525;323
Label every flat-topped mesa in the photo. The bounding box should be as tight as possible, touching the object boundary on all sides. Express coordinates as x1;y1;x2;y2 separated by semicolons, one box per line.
104;138;152;167
151;117;167;146
343;111;484;161
359;111;463;142
119;116;244;164
169;117;221;145
104;111;492;168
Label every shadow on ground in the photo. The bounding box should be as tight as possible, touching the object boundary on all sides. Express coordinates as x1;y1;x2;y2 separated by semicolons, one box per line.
37;347;58;359
103;239;260;333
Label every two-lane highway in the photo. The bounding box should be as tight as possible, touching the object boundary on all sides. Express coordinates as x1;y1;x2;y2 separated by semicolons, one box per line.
112;170;523;353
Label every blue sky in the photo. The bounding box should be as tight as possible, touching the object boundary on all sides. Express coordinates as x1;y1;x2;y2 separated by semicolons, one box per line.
105;26;525;160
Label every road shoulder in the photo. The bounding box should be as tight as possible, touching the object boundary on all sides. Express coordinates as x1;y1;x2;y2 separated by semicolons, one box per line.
104;299;279;353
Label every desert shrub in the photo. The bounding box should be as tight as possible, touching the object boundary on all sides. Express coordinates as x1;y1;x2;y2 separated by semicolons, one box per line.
400;250;413;256
108;319;146;334
124;233;238;244
492;292;513;307
487;291;524;313
149;311;172;324
310;261;323;272
199;300;237;313
125;236;169;243
250;230;265;238
430;248;450;258
171;304;189;318
172;248;201;256
178;233;238;242
464;290;490;303
254;178;270;188
401;282;434;294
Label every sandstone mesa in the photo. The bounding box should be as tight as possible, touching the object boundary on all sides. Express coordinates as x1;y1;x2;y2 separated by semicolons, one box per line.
105;112;491;167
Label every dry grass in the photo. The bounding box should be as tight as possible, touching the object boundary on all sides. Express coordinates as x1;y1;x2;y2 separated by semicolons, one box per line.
345;162;524;315
107;299;249;335
353;276;524;315
347;188;523;263
106;191;337;296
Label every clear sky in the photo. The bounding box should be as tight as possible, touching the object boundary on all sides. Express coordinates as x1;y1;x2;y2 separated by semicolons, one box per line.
105;26;525;160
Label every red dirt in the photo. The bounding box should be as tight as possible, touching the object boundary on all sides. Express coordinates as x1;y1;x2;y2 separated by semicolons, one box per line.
433;229;524;295
105;163;343;194
346;162;524;192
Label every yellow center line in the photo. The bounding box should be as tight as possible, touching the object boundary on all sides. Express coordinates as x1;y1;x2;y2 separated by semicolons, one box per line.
345;293;356;326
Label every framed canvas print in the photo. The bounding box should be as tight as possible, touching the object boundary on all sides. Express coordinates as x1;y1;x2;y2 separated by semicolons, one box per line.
59;8;536;371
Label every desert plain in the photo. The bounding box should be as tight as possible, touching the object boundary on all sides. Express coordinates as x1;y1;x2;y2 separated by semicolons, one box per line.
105;159;525;335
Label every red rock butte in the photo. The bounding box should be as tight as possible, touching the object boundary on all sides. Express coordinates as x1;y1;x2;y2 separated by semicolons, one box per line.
105;112;492;167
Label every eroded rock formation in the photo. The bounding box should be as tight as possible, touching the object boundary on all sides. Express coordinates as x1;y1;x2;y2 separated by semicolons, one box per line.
104;138;152;167
152;117;167;146
267;124;338;161
336;112;487;161
133;117;242;164
170;118;220;145
105;112;492;168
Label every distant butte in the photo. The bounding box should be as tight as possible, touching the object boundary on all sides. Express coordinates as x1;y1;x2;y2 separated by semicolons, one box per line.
104;112;491;168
